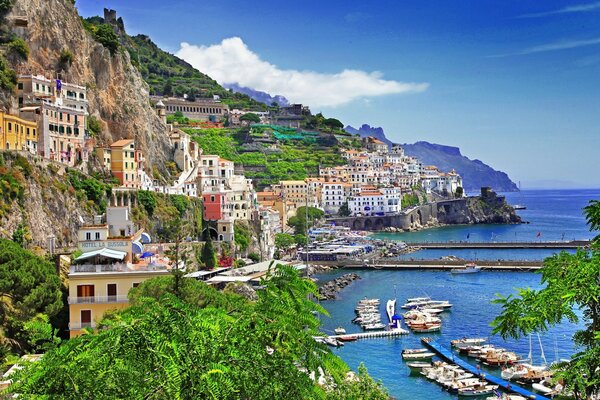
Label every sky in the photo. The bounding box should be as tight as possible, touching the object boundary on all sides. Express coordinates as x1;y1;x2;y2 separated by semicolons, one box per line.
77;0;600;189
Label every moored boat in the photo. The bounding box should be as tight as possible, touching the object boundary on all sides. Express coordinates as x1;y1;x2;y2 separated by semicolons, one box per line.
451;262;481;274
451;337;487;349
334;327;346;335
337;335;358;342
402;351;435;360
406;361;432;372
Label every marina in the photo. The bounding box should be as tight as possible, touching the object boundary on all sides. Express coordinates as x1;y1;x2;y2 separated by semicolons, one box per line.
420;338;550;400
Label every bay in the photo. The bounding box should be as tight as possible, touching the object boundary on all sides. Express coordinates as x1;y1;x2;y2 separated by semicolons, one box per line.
316;189;599;399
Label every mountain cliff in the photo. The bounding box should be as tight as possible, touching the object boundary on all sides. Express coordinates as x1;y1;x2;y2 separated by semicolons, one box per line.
344;124;393;148
7;0;172;177
223;83;290;107
345;124;518;192
402;141;518;192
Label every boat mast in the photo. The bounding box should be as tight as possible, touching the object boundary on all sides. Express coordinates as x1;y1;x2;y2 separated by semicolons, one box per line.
528;334;533;364
537;333;547;366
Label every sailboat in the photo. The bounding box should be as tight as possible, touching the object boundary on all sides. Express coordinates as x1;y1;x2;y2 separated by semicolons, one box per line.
501;334;547;381
513;181;527;210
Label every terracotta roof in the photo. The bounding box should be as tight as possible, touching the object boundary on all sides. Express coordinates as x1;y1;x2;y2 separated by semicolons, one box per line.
111;139;134;147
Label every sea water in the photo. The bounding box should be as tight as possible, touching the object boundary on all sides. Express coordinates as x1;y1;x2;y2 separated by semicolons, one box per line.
316;189;599;399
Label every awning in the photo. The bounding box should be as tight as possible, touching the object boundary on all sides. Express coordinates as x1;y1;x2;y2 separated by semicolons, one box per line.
75;248;127;261
19;106;40;111
140;232;152;244
132;241;143;254
140;251;154;259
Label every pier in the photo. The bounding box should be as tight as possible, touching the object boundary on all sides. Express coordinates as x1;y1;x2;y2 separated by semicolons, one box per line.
407;240;589;249
421;338;550;400
320;328;409;341
319;259;544;270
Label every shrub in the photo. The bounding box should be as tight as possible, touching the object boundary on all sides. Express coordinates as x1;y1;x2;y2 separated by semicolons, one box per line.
7;38;29;60
92;24;119;55
59;49;74;67
137;190;157;216
87;116;102;137
248;252;260;263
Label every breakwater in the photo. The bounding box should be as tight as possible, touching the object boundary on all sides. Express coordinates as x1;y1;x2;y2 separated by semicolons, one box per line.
316;259;543;271
318;273;360;300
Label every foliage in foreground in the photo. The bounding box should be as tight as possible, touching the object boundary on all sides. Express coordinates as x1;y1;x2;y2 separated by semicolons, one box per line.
0;239;63;356
8;265;389;399
491;200;600;400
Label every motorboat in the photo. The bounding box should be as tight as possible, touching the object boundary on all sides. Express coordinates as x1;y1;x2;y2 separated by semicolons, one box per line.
457;384;499;397
324;337;343;347
410;324;442;333
407;296;431;303
479;349;520;366
451;337;487;349
532;377;562;395
402;351;435;360
406;361;432;372
363;323;386;331
451;262;481;274
334;327;346;335
337;335;358;342
402;348;430;355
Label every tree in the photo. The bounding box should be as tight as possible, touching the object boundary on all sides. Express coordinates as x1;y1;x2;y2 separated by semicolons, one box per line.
491;200;600;399
338;201;351;217
323;118;344;132
8;265;389;399
137;190;157;216
287;206;325;235
200;231;217;270
275;233;295;250
455;186;464;198
0;239;63;354
92;24;120;54
240;112;261;124
162;79;173;96
294;234;308;247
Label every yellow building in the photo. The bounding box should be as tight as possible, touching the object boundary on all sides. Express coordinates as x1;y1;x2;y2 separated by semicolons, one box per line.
0;111;38;153
68;206;169;337
97;139;144;188
68;254;170;337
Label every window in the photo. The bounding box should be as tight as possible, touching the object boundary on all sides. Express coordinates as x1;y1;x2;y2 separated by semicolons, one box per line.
222;226;227;232
85;232;91;240
210;195;215;202
80;310;92;327
132;283;140;288
77;285;95;300
95;232;100;240
107;284;117;301
17;82;23;89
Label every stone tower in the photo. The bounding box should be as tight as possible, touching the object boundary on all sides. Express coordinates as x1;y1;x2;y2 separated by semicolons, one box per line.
155;100;166;124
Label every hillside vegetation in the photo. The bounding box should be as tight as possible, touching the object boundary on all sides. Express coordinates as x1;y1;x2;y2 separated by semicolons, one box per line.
183;126;349;188
82;16;267;111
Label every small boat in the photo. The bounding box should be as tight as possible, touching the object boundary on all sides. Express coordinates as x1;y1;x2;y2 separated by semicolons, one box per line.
410;324;441;333
451;337;487;349
337;335;358;342
406;361;432;372
451;263;481;274
402;348;430;355
363;323;386;330
402;351;435;360
407;296;431;303
334;327;346;335
458;384;499;397
513;204;527;210
323;337;343;347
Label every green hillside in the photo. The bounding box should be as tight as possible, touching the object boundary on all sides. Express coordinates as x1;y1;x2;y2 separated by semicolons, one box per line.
82;16;267;111
181;126;351;189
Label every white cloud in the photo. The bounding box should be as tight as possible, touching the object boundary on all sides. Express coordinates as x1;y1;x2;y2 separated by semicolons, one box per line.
175;37;428;108
490;37;600;57
517;1;600;18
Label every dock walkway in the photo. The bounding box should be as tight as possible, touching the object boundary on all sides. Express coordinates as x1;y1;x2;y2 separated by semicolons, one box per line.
321;328;409;341
408;240;589;249
421;338;549;400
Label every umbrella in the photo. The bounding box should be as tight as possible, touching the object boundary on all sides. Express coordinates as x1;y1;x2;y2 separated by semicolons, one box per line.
140;252;154;259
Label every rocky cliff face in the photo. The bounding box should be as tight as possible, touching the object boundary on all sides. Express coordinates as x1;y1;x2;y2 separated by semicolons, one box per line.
436;193;521;225
7;0;171;177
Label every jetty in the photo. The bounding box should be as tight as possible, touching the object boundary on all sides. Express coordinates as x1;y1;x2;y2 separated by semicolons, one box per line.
339;260;543;271
321;329;409;341
420;338;550;400
407;240;589;249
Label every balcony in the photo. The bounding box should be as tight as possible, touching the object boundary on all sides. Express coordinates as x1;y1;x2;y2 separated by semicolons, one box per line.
68;322;96;330
68;295;129;304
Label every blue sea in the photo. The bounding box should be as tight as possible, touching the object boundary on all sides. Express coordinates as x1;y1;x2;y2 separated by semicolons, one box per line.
316;189;599;399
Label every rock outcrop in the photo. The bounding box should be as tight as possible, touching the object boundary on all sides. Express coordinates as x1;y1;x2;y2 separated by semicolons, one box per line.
318;273;361;300
436;189;521;225
7;0;172;177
